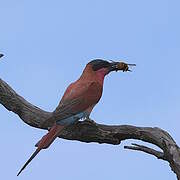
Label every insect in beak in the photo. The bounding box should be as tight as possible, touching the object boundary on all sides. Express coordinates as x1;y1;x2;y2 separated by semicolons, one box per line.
109;60;136;72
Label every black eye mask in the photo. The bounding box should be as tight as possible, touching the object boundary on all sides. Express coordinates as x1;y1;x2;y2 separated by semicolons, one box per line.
89;59;110;71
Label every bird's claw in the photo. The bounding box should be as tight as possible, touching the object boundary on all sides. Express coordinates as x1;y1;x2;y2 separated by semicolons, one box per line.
84;118;96;124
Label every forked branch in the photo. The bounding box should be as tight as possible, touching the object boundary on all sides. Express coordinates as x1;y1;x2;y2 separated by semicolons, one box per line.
0;77;180;179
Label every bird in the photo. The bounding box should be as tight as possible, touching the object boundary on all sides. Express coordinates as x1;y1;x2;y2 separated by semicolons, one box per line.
17;59;133;176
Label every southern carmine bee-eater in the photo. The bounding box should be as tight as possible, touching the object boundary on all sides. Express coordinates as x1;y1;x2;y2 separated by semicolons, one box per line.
17;59;135;176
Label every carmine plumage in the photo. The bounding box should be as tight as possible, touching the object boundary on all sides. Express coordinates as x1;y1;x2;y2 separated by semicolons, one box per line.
17;59;127;176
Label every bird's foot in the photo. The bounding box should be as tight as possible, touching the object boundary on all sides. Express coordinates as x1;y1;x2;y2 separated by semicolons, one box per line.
73;120;80;125
84;118;96;125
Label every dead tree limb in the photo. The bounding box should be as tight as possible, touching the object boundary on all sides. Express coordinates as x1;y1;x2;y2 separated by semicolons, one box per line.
0;78;180;179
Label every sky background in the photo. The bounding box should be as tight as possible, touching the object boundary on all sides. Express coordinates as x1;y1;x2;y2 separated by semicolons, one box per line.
0;0;180;179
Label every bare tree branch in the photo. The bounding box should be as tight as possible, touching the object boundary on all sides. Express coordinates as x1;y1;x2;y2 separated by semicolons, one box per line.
124;143;165;160
0;77;180;179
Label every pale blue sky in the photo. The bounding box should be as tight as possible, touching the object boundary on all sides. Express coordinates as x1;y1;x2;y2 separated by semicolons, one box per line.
0;0;180;179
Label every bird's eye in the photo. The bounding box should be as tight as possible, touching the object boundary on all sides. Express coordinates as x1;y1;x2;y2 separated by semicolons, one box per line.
90;60;110;71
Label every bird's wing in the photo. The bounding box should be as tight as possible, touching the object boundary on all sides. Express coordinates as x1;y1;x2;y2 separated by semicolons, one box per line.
17;82;102;176
42;81;102;128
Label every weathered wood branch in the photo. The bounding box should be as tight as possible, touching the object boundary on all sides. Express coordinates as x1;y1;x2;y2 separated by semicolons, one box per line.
0;77;180;179
124;143;165;160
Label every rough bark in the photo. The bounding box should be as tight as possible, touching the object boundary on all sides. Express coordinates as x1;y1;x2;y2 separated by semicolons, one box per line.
0;78;180;179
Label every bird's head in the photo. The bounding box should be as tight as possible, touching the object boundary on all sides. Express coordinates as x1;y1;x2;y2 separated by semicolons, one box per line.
83;59;135;83
81;59;136;83
88;59;135;76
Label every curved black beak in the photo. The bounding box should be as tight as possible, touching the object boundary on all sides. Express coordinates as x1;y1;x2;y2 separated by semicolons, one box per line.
108;61;119;72
108;61;136;72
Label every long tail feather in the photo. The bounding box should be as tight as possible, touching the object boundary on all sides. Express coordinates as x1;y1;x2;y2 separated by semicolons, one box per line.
37;125;64;149
17;148;41;176
17;125;64;176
